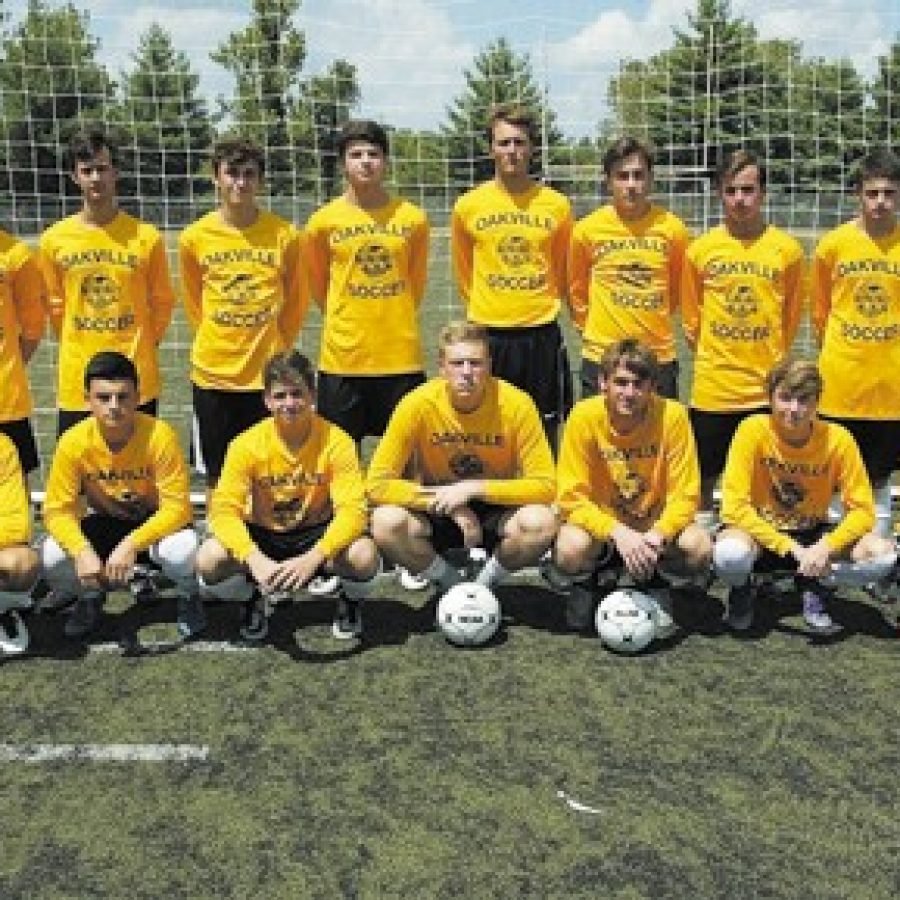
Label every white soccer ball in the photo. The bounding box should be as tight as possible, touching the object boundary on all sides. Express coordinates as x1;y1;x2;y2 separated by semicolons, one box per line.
436;582;501;647
595;589;657;654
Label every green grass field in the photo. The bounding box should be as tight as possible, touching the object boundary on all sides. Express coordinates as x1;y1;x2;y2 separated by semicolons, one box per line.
4;227;898;899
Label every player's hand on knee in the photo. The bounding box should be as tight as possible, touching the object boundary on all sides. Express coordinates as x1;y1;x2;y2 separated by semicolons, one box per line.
612;524;660;582
270;548;326;592
794;538;832;578
75;547;105;588
105;538;138;586
427;480;483;515
246;550;280;590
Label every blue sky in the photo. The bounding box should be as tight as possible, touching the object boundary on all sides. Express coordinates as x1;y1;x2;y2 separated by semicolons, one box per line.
5;0;899;134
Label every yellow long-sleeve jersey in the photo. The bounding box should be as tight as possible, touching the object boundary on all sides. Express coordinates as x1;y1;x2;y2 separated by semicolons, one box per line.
305;196;428;375
43;413;192;557
0;433;31;548
682;225;806;411
451;180;572;327
179;210;307;390
38;212;175;410
209;416;368;564
557;395;700;541
811;222;900;419
568;204;689;364
720;414;874;555
367;377;556;509
0;230;45;421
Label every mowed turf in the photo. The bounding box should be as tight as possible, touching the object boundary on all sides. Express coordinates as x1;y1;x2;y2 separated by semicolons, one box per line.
4;227;897;898
0;578;897;898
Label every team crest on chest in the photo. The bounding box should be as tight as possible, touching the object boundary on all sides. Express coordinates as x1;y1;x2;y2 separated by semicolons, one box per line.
772;479;805;509
617;261;653;289
80;273;119;309
854;281;889;318
449;451;485;478
724;283;759;319
222;273;257;305
355;243;393;277
498;234;533;268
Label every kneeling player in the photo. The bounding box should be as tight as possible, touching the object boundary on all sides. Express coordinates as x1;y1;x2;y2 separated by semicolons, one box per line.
714;359;896;633
41;352;203;640
0;434;39;655
195;351;379;641
546;339;711;633
368;321;557;599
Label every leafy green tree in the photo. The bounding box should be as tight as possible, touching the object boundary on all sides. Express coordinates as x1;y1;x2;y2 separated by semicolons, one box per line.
389;129;449;203
442;37;563;188
0;0;114;198
212;0;305;193
869;38;899;147
116;23;213;206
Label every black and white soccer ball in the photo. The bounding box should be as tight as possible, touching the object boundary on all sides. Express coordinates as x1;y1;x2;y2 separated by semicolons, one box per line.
595;589;657;653
437;582;501;646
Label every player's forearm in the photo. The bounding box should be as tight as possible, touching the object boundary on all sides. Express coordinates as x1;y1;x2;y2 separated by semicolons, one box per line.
564;504;619;543
44;511;91;559
128;500;192;552
827;507;876;555
367;478;429;510
482;475;555;507
721;501;793;556
317;507;368;560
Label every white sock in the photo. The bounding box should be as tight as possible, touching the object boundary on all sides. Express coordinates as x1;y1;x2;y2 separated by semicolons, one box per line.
475;555;510;588
827;553;897;587
419;555;462;593
873;482;893;539
341;573;377;600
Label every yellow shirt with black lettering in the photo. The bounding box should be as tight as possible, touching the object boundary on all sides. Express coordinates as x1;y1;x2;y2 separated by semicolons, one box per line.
0;229;45;421
682;225;805;411
305;196;428;375
569;204;689;364
811;222;900;419
209;415;368;563
721;414;874;555
38;212;174;410
451;180;572;327
43;412;192;557
179;210;307;390
0;433;31;547
367;376;556;509
557;395;699;541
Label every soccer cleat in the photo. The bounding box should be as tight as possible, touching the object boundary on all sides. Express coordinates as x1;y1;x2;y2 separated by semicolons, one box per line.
564;584;596;632
332;596;362;640
723;583;754;632
176;593;206;639
238;594;268;642
307;574;341;597
802;590;840;633
64;592;104;639
398;567;429;591
0;610;29;655
648;588;677;639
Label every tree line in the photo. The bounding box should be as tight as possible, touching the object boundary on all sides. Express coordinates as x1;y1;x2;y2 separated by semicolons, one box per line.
0;0;896;211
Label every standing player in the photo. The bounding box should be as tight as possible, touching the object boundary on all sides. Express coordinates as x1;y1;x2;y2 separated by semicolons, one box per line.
682;151;806;521
0;434;40;655
195;351;379;641
569;137;689;400
305;119;428;447
546;339;710;633
179;137;307;494
811;148;900;541
38;129;175;435
41;352;203;640
368;321;557;597
714;359;895;632
451;103;573;446
0;224;45;476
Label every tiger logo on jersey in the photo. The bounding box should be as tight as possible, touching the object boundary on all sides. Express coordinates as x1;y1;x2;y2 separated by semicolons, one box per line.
617;261;653;289
772;479;805;510
498;235;533;268
222;273;257;306
80;273;119;310
725;284;758;319
356;243;393;278
612;470;647;510
854;281;889;318
272;496;302;529
449;451;485;479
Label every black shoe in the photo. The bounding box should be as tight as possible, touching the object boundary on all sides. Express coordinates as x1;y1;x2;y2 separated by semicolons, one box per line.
239;594;268;642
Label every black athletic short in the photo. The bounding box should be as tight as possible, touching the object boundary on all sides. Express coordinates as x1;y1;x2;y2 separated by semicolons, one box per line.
80;513;152;563
0;417;39;474
820;416;900;484
316;371;426;443
486;321;573;426
689;406;769;480
580;358;679;401
246;520;330;564
426;500;509;555
192;384;267;480
57;399;158;439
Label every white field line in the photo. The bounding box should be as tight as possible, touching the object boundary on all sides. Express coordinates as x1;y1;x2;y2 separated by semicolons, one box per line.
89;640;258;654
0;743;210;762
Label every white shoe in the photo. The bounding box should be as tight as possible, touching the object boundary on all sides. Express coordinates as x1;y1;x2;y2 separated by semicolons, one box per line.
307;574;340;597
332;597;362;640
0;610;29;655
398;567;428;591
